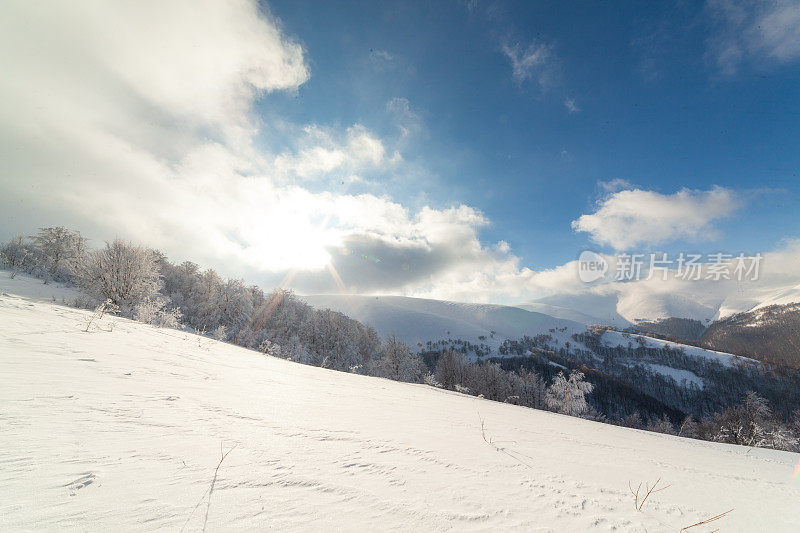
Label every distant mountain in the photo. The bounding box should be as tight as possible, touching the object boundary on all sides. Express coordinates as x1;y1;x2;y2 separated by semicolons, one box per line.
700;303;800;368
518;284;800;368
627;317;706;342
301;293;748;374
301;294;584;348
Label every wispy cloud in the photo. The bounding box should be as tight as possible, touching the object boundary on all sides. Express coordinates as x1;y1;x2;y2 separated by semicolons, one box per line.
563;97;580;113
272;124;396;181
386;97;421;139
705;0;800;75
502;41;558;89
597;179;635;194
368;48;398;71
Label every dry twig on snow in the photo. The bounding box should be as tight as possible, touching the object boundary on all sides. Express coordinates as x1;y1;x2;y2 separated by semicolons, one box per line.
680;508;734;531
628;477;671;511
180;442;237;533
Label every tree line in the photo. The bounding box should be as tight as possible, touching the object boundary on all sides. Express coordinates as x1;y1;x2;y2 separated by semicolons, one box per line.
2;227;798;452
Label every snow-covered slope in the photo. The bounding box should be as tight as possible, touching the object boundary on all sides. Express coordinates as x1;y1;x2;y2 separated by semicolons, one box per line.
2;276;800;531
302;294;584;347
519;292;631;327
750;283;800;312
601;330;758;367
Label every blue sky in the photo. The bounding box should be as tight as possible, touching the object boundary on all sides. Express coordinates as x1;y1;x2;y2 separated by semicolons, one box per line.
263;0;800;267
1;0;799;303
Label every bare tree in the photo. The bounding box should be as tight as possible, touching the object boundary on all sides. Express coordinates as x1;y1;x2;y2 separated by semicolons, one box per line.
435;350;468;390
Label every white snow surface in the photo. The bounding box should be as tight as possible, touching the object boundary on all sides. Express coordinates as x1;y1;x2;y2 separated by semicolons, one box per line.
3;275;800;531
639;363;704;390
302;294;584;348
750;282;800;312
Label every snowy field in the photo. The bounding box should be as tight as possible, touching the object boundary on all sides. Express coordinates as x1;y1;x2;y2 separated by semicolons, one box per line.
2;276;800;531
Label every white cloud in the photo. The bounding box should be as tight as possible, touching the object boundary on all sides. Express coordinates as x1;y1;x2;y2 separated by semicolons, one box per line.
386;97;422;140
272;125;392;180
502;41;557;88
519;240;800;324
370;49;395;63
597;179;634;194
571;187;741;250
564;97;580;113
0;0;546;303
705;0;800;75
5;0;793;311
13;2;786;308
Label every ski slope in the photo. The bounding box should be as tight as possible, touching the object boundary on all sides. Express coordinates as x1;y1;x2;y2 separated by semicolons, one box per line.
2;275;800;531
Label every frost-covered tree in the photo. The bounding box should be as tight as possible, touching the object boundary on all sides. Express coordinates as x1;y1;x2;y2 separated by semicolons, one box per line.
517;370;547;409
78;239;162;310
545;370;594;416
133;296;182;328
30;227;86;283
646;414;677;435
0;235;31;277
376;335;423;383
717;391;771;446
678;415;699;438
469;363;512;402
706;391;800;450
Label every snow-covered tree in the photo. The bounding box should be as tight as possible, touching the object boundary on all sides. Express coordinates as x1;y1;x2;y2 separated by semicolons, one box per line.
29;227;86;283
376;335;423;383
678;415;699;438
713;392;775;447
0;235;31;277
517;370;547;409
545;370;594;417
78;239;162;311
469;363;512;402
133;296;182;328
646;414;677;435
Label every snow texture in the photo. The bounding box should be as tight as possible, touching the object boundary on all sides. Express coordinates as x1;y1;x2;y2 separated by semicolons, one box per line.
2;274;799;531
